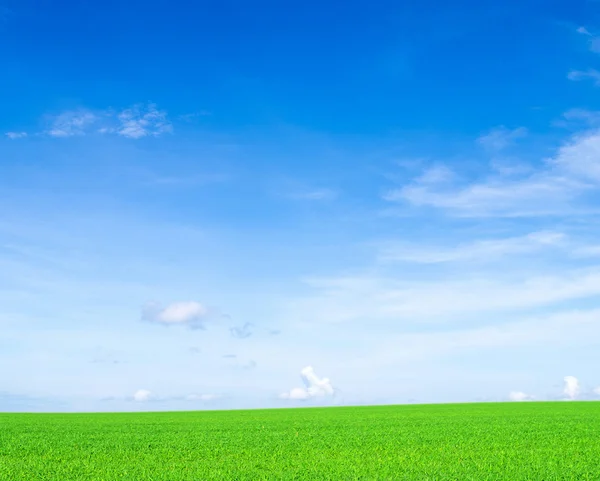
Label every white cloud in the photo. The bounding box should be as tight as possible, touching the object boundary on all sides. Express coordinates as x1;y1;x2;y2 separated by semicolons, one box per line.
568;69;600;86
563;376;580;400
508;391;534;401
45;110;97;137
575;26;600;53
378;231;565;264
335;308;600;377
557;109;600;128
384;127;600;217
412;164;456;184
30;103;172;140
280;366;334;400
477;126;527;152
5;132;27;139
185;393;220;401
577;26;592;36
116;103;172;139
133;389;152;402
291;268;600;324
141;301;210;329
593;386;600;396
285;188;338;201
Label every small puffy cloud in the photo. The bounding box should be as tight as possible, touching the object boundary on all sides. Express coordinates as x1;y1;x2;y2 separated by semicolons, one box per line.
133;389;152;402
593;386;600;396
46;110;97;137
116;103;172;139
477;126;528;152
568;69;600;86
5;131;27;139
230;322;253;339
281;387;311;400
563;376;580;400
280;366;335;400
509;391;534;402
141;301;210;329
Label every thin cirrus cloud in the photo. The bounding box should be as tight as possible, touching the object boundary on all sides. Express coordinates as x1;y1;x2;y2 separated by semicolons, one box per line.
377;231;565;264
383;126;600;218
567;69;600;86
289;268;600;326
287;188;338;201
132;390;220;403
4;131;27;139
45;110;98;137
113;103;173;139
576;26;600;53
279;366;335;400
42;103;172;139
477;126;528;152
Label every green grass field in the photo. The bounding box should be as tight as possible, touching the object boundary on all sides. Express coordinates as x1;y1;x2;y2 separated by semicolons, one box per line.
1;402;599;480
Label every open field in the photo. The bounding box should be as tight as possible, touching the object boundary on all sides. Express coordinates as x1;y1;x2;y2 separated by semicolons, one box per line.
1;402;599;480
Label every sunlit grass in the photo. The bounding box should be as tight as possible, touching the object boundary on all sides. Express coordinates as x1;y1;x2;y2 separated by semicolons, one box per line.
1;402;599;480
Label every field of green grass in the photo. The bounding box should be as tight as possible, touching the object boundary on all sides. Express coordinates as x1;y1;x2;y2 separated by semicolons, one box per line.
1;402;599;480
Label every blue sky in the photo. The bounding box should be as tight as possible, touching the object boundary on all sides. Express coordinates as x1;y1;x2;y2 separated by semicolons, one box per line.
2;0;600;411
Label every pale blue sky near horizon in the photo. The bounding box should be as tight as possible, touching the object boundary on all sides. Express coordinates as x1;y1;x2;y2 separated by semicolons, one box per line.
2;0;600;411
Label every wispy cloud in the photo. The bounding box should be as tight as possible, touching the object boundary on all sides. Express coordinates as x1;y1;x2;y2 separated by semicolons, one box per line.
576;26;600;53
45;110;98;137
555;108;600;128
577;26;592;36
287;188;338;201
568;69;600;86
384;127;600;217
289;267;600;324
4;131;27;139
37;103;172;139
115;103;172;139
378;231;565;264
179;111;211;121
477;126;527;152
185;393;221;402
131;390;221;403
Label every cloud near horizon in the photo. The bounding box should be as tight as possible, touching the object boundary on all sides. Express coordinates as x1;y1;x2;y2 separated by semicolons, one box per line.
280;366;335;400
508;391;535;402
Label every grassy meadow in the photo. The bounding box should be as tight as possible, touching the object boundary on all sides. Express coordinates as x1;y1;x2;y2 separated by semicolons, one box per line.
1;402;599;480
